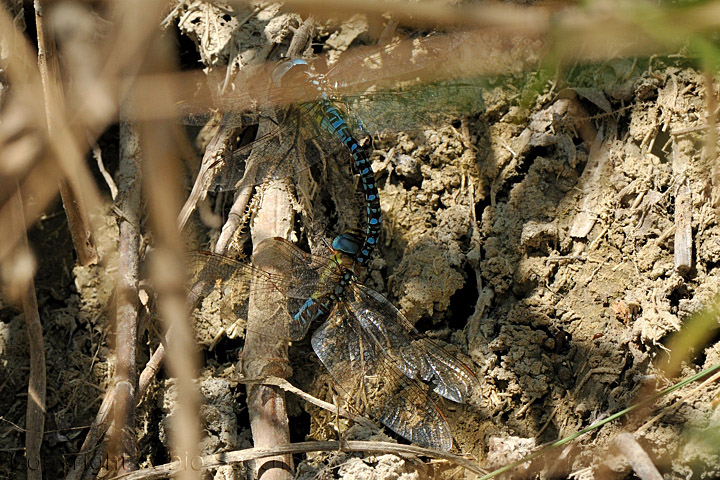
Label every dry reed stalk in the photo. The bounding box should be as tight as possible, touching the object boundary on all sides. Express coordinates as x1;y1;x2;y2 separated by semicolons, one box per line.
133;21;202;480
0;0;175;266
9;185;46;480
57;0;174;476
0;6;79;261
231;20;315;479
111;440;484;480
34;0;98;266
109;116;142;474
0;4;103;258
244;181;294;479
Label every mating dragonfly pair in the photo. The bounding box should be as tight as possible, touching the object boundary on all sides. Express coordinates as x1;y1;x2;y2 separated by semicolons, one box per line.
189;230;477;451
187;56;481;449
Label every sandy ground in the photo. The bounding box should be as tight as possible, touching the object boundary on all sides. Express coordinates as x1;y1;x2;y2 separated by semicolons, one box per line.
1;2;720;479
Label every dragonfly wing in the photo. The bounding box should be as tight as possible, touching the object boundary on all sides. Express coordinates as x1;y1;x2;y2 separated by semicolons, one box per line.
186;105;348;193
252;238;338;298
347;284;478;403
187;251;265;321
254;238;346;341
188;251;253;289
207;116;299;192
188;249;332;343
345;79;486;134
311;306;453;451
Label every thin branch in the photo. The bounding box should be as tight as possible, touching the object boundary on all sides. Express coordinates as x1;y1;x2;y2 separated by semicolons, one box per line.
136;342;165;404
91;141;119;200
34;0;98;266
67;247;149;480
111;440;485;480
63;388;113;480
0;0;170;264
110;115;142;475
10;185;46;480
257;376;376;431
614;433;663;480
135;24;202;480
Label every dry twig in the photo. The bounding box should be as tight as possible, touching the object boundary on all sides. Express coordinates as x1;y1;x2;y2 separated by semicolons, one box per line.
110;440;485;480
9;186;46;480
109;115;143;474
257;376;376;431
614;433;663;480
34;0;98;266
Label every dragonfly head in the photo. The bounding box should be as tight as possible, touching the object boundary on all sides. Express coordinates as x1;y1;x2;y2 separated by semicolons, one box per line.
331;230;364;259
272;58;310;86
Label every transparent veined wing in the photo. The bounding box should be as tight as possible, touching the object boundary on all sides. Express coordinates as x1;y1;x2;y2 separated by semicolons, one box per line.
346;283;478;404
311;304;454;451
188;239;340;301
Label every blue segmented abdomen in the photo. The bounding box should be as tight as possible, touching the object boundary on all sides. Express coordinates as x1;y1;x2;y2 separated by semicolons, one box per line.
316;101;381;265
274;59;381;266
288;234;360;340
290;296;331;341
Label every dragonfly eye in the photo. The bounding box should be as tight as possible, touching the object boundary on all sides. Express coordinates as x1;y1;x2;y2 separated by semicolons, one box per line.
331;232;362;257
272;58;310;86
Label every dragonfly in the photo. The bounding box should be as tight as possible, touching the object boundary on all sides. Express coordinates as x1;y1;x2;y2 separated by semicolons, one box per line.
180;56;486;262
188;230;478;450
272;58;381;266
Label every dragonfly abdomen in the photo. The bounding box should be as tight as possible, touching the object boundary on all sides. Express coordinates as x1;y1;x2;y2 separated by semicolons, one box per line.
290;294;335;341
316;100;381;265
274;59;382;265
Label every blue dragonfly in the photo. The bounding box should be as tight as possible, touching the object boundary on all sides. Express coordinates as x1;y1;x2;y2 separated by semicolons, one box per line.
188;230;478;450
180;55;485;262
183;58;382;264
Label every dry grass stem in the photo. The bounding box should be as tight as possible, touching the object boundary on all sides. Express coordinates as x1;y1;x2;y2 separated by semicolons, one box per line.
10;186;46;480
614;433;663;480
133;13;202;480
110;440;485;480
109;115;143;474
34;0;98;266
257;376;377;431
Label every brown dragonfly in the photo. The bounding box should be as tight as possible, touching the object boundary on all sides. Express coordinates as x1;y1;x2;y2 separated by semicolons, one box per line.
189;231;478;450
